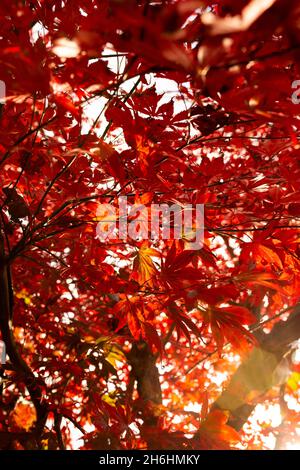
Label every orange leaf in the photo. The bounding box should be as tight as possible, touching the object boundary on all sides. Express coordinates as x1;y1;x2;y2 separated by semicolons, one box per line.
11;402;37;431
198;410;240;449
133;242;160;287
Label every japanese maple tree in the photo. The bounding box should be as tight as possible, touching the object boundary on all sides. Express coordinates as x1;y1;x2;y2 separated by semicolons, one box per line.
0;0;300;450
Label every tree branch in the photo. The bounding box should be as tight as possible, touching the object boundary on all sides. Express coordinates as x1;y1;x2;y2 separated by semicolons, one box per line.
0;229;48;446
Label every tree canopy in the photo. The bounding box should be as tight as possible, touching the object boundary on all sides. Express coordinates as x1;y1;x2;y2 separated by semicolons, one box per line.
0;0;299;451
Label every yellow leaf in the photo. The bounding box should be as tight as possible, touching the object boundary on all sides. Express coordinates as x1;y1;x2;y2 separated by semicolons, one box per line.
104;344;125;367
134;242;160;287
287;372;300;391
16;289;32;305
102;394;118;407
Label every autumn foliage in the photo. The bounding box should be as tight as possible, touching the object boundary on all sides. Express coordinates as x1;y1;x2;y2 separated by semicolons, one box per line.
0;0;300;451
